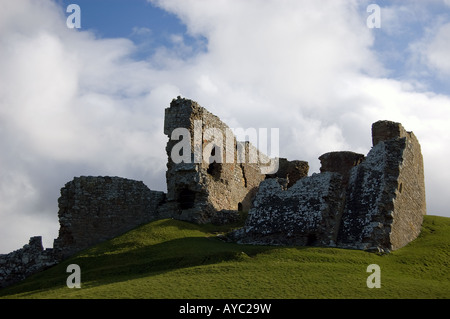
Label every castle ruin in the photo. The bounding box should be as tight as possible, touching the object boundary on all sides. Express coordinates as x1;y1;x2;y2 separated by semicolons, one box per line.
0;97;426;288
232;120;426;252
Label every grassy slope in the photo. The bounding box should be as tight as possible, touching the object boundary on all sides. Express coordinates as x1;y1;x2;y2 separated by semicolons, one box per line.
0;215;449;299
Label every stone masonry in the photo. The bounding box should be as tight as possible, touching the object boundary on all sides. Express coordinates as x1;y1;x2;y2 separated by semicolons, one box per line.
161;97;276;224
0;237;57;288
233;120;426;252
0;98;427;289
53;176;165;259
234;172;345;247
337;120;426;251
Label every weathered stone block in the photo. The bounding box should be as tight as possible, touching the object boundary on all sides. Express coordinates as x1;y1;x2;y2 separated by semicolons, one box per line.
267;158;309;188
319;151;365;184
372;120;408;146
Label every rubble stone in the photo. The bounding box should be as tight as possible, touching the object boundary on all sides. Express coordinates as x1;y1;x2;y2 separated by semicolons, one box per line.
0;237;57;288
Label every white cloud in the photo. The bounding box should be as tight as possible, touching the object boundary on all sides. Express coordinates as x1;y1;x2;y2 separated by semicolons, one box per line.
0;0;171;252
1;0;450;253
422;22;450;75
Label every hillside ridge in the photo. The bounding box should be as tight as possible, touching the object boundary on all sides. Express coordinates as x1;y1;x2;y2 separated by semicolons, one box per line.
0;215;448;299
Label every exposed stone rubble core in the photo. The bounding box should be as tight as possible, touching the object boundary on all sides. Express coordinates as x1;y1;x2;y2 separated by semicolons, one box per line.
234;120;426;252
235;172;345;246
319;151;365;185
267;158;309;188
0;237;57;288
337;120;426;251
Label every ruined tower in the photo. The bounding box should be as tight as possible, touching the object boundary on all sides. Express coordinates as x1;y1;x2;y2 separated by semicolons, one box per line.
162;97;275;224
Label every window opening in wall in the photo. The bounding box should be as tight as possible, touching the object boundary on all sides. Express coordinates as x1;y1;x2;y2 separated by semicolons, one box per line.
178;189;196;210
207;146;222;180
238;202;243;212
306;234;317;246
207;162;222;180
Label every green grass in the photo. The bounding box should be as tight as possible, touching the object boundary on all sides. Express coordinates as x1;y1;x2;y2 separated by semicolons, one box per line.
0;215;449;299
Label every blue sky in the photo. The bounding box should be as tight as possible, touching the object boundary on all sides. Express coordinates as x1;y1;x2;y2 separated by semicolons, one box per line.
58;0;450;95
60;0;207;60
0;0;450;253
61;0;181;38
370;0;450;95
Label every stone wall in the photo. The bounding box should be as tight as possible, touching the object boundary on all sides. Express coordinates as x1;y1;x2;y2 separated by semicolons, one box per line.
162;97;273;224
338;121;426;250
233;120;426;252
267;158;309;188
53;176;165;259
0;176;165;288
235;172;345;246
319;151;365;185
0;237;57;288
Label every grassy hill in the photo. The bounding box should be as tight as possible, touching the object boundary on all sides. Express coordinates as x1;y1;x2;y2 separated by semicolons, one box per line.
0;215;449;299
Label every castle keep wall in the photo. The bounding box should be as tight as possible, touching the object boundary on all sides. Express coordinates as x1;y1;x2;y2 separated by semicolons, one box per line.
163;97;272;224
235;120;426;252
53;176;165;259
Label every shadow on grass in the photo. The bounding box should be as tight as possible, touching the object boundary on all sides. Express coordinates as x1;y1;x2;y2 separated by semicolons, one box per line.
3;216;447;298
0;235;275;297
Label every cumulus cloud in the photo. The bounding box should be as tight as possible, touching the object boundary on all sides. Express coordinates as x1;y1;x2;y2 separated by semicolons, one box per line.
0;0;171;252
421;22;450;75
1;0;450;253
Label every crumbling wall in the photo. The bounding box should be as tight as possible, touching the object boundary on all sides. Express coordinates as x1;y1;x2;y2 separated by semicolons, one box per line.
319;151;365;185
337;121;426;251
162;97;273;224
234;120;426;252
53;176;165;259
0;237;57;288
267;158;309;188
0;176;165;288
235;172;345;246
1;100;428;290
